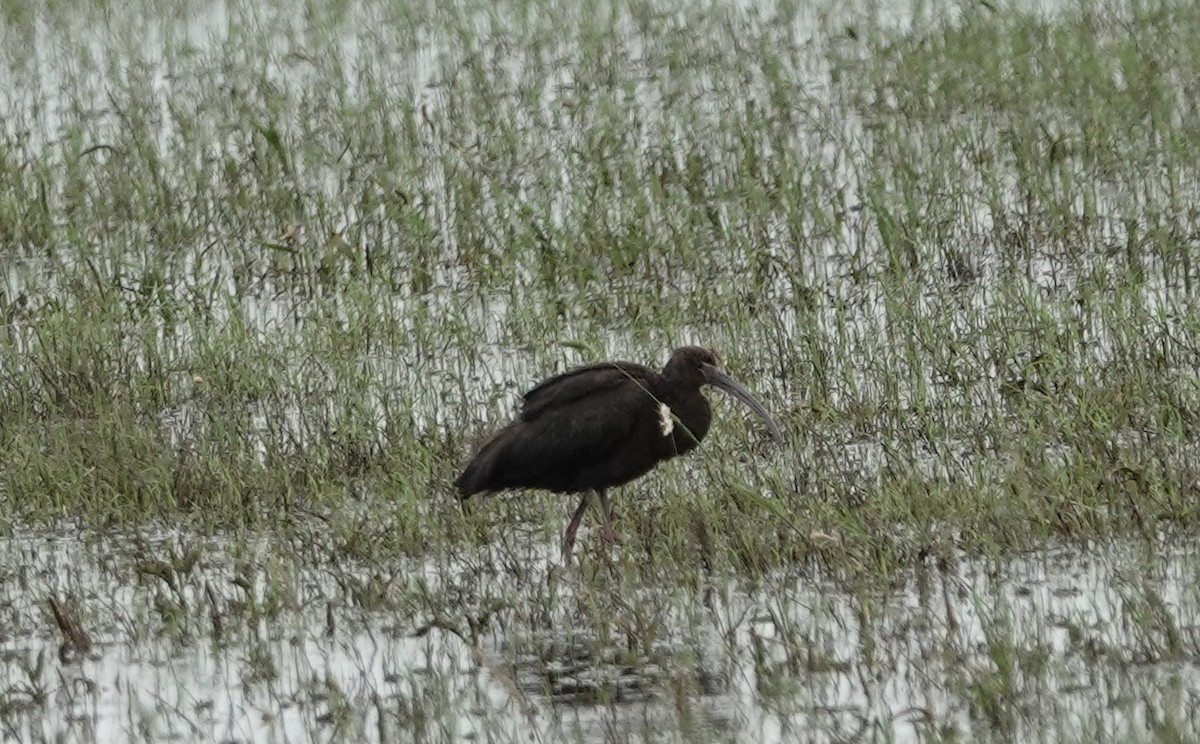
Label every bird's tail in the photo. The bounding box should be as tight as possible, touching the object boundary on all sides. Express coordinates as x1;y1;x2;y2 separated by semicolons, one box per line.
454;428;512;499
453;465;483;499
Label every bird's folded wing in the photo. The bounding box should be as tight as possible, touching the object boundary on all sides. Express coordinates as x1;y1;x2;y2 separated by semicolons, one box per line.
505;381;654;475
520;362;656;421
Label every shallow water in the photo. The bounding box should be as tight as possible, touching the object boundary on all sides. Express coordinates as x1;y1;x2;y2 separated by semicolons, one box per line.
3;528;1198;742
2;0;1199;741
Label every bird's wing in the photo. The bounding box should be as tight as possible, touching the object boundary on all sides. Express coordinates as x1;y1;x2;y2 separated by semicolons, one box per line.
457;362;663;496
520;362;657;421
498;378;656;485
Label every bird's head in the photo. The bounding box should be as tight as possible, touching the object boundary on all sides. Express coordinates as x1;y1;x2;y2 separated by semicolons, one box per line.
665;346;719;384
665;346;784;444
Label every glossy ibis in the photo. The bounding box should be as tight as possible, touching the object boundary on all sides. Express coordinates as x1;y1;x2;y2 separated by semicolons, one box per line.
455;346;783;558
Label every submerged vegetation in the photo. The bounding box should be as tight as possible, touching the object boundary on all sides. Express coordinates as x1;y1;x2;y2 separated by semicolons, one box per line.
2;0;1200;740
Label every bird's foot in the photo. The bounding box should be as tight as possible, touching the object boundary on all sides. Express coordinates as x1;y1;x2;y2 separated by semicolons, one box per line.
599;524;621;546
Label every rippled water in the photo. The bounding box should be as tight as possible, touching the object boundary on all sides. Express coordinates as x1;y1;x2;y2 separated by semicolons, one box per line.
3;528;1197;742
2;0;1196;741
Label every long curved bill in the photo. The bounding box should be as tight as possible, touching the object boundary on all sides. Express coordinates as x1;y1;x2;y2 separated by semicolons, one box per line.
701;363;784;444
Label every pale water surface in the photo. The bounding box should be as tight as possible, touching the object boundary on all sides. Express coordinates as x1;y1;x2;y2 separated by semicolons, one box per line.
3;528;1198;742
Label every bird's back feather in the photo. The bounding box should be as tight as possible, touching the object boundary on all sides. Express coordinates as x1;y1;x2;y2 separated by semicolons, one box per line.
457;371;664;496
520;362;656;420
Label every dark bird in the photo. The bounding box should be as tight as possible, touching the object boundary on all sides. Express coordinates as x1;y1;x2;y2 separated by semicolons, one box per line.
455;346;784;558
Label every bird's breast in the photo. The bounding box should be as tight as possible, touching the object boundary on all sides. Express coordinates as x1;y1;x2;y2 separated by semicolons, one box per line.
656;394;712;456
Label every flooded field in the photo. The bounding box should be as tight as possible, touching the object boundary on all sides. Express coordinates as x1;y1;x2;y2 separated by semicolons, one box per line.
6;530;1200;742
3;0;1200;740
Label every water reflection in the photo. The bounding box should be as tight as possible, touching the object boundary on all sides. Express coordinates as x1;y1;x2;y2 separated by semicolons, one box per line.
2;529;1197;742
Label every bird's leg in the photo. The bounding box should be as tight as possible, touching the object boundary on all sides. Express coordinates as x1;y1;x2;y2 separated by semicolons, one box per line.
562;490;621;560
561;493;591;561
596;489;619;545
